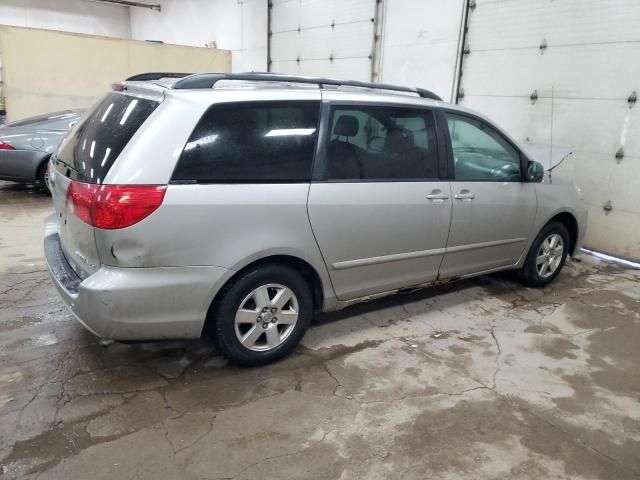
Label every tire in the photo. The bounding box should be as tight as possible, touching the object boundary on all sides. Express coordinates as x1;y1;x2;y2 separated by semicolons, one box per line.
212;264;313;366
37;159;51;195
518;221;570;287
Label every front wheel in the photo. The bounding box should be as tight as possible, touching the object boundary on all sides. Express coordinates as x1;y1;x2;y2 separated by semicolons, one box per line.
518;222;569;287
212;264;313;366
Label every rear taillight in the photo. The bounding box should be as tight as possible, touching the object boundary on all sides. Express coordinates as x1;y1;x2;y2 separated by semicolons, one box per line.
0;141;16;150
66;181;97;226
66;181;167;229
92;185;167;229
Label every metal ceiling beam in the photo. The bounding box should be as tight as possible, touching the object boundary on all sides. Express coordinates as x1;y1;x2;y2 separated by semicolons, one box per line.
88;0;161;11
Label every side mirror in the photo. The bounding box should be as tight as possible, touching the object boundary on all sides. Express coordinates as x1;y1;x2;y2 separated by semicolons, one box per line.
527;160;545;183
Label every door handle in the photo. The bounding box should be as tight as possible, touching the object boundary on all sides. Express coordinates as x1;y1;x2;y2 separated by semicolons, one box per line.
454;189;475;200
426;190;449;201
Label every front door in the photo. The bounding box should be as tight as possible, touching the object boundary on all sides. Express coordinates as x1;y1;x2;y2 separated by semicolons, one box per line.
439;111;537;279
308;101;451;300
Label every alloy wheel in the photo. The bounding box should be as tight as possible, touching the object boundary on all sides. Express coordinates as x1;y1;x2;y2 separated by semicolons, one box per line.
536;233;564;279
234;283;299;352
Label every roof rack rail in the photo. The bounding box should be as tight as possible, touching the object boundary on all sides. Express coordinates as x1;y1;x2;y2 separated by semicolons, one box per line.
167;72;442;101
126;72;193;82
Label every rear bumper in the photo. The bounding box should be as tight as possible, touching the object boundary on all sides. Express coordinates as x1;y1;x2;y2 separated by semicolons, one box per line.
44;215;233;340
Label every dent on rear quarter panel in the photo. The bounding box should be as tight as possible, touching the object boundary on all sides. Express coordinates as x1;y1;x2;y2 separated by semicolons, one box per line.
105;236;148;265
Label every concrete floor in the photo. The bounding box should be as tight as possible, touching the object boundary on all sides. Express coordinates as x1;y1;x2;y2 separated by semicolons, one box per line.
1;181;639;480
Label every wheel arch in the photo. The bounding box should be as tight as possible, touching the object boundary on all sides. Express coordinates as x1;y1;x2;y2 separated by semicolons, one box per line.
36;154;51;182
202;254;325;337
547;211;579;255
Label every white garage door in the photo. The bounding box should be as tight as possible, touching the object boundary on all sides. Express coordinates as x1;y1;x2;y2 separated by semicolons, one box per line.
379;0;465;102
459;0;640;259
269;0;376;80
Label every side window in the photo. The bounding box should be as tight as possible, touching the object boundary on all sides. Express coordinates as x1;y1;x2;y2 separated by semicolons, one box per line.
172;101;320;183
445;113;521;182
326;105;438;181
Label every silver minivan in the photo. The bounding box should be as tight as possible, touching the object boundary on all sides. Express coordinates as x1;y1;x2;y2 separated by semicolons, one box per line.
44;73;587;366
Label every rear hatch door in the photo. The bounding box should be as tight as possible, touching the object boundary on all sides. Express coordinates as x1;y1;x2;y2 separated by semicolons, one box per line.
50;92;160;278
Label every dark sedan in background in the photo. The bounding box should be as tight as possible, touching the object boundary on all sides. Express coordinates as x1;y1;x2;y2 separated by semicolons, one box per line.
0;110;82;193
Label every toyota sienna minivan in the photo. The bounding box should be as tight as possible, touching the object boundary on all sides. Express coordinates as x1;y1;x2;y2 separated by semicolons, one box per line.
44;72;587;366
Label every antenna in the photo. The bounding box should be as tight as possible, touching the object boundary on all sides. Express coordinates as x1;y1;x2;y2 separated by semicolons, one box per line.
546;85;573;183
548;151;573;183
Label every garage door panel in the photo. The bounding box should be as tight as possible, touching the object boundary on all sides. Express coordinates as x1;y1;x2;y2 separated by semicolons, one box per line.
270;22;374;62
583;207;640;259
270;0;375;81
462;43;640;99
271;58;372;79
461;96;553;153
377;0;464;101
381;41;459;100
470;0;640;51
557;151;621;208
551;99;640;159
270;0;374;32
382;0;464;47
589;153;640;214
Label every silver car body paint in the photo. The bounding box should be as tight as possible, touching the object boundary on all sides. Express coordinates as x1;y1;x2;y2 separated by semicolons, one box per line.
44;81;587;340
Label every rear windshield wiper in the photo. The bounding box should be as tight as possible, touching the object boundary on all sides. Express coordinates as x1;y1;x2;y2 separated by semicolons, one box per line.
54;157;83;176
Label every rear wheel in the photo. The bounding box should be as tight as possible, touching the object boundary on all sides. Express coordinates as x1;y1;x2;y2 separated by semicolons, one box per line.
518;222;569;287
37;160;51;195
212;264;313;366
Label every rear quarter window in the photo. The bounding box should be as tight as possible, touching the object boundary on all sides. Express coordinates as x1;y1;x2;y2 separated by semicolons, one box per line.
55;93;158;183
171;101;320;183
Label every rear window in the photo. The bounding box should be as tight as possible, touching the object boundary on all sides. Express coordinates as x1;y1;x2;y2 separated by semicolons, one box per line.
55;93;159;183
171;101;320;183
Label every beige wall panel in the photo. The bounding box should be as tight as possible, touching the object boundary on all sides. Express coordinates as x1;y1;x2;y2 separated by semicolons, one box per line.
0;26;230;121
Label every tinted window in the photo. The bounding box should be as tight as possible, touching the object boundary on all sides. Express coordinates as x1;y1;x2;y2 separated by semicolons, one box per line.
446;113;521;181
172;101;320;183
55;93;158;183
326;106;438;181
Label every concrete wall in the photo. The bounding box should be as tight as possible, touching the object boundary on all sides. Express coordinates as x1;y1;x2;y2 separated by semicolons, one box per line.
0;0;130;38
0;25;230;121
129;0;267;72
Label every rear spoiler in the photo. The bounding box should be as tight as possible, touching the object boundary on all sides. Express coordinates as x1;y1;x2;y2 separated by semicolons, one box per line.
111;80;166;102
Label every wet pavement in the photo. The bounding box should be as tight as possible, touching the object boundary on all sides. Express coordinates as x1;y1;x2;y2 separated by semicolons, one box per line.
1;180;639;479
